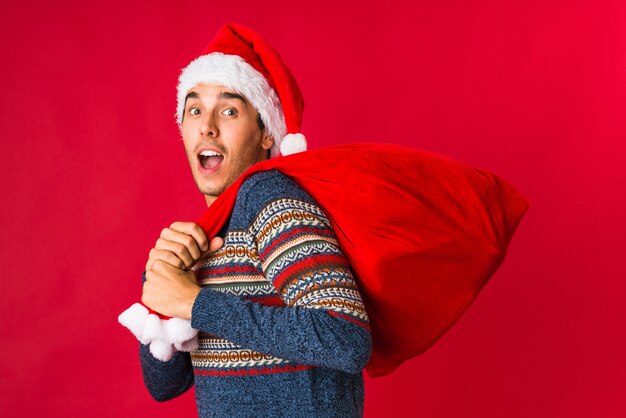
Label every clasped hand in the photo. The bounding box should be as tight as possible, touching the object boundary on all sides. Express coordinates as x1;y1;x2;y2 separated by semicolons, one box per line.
141;222;224;319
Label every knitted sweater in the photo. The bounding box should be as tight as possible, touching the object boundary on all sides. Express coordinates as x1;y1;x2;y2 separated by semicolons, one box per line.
139;170;372;417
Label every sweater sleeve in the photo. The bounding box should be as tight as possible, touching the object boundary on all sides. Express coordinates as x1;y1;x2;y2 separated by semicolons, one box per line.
190;171;372;374
139;344;194;402
138;272;194;401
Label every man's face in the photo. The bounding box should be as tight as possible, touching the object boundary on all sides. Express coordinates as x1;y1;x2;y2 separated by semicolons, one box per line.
181;83;274;205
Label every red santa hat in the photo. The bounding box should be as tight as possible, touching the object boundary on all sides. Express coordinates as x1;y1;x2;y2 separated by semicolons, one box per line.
176;23;307;157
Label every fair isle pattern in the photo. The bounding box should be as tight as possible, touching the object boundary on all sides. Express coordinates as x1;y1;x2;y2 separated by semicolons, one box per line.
247;197;369;328
191;333;296;373
264;241;341;278
194;363;315;377
140;171;370;416
186;173;368;377
294;288;370;323
249;198;335;264
192;231;279;299
190;230;293;376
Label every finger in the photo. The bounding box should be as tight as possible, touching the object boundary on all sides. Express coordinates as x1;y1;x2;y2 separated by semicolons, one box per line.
155;237;194;268
144;269;155;283
159;228;203;261
140;280;156;311
146;248;185;270
150;259;179;277
169;222;209;252
208;236;224;253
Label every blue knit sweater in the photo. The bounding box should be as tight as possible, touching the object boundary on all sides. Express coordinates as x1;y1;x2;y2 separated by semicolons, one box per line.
139;170;372;417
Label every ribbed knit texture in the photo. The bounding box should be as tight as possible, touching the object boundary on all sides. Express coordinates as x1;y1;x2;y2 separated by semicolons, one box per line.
139;170;371;417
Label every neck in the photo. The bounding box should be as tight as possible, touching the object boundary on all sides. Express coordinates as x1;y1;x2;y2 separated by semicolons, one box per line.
204;194;218;207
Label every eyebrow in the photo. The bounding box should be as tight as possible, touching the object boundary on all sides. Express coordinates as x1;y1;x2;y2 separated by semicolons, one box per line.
183;92;199;111
218;91;248;103
185;91;199;102
183;90;248;110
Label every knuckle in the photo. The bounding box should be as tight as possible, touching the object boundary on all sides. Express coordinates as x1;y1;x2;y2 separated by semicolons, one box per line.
166;253;182;267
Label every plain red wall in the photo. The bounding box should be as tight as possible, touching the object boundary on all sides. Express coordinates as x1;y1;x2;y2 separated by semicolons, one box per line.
1;0;624;417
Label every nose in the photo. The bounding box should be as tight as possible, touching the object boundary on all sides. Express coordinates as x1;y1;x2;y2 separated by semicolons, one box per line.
200;112;218;137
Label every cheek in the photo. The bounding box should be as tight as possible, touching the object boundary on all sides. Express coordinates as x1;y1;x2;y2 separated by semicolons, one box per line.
227;126;259;153
181;125;192;142
181;139;196;164
181;126;197;153
181;117;199;136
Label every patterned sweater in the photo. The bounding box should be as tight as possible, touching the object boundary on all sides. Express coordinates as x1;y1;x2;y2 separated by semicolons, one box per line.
139;170;372;417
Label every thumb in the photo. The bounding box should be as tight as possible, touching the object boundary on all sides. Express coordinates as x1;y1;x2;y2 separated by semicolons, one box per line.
208;236;224;253
188;236;225;271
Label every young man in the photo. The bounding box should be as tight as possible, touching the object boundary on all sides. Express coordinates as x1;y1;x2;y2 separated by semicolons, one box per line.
138;24;372;417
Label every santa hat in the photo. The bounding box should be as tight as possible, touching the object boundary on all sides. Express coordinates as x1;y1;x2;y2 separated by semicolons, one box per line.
176;23;307;158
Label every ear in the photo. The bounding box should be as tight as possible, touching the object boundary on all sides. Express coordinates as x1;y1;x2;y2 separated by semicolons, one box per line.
261;130;274;151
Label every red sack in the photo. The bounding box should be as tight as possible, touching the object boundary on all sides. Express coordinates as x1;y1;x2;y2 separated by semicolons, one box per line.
196;143;530;377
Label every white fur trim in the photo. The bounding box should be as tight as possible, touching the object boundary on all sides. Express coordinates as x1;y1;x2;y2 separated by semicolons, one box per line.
119;303;200;361
149;339;176;362
177;52;287;158
280;133;307;155
142;313;164;344
118;303;150;342
174;335;199;351
164;317;198;344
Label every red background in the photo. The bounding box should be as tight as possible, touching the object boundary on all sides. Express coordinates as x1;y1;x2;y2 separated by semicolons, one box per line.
1;0;624;417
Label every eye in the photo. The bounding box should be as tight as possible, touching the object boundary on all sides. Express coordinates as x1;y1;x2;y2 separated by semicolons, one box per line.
222;108;238;117
188;107;200;116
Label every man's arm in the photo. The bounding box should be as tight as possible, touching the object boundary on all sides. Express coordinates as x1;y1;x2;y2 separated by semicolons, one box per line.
190;290;371;374
142;171;372;374
138;272;194;401
138;229;223;401
189;171;372;374
139;344;194;402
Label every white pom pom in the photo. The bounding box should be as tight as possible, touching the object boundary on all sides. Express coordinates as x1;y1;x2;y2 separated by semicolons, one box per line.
164;317;198;344
174;335;199;352
280;133;307;156
142;313;165;343
119;304;199;358
118;303;149;341
149;339;176;362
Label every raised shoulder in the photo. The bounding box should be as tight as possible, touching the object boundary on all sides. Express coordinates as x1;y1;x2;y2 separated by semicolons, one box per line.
230;169;319;229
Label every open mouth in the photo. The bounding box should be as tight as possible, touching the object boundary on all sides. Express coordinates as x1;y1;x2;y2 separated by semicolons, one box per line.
198;150;224;172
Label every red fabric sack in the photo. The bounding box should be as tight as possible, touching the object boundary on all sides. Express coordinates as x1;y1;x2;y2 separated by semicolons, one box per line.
196;143;530;377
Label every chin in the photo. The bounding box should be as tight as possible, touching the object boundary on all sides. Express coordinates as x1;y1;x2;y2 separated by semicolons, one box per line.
193;165;242;199
198;176;232;197
197;182;224;197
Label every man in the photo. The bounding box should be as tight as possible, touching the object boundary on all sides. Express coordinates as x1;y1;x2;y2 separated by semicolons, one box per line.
138;23;372;417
